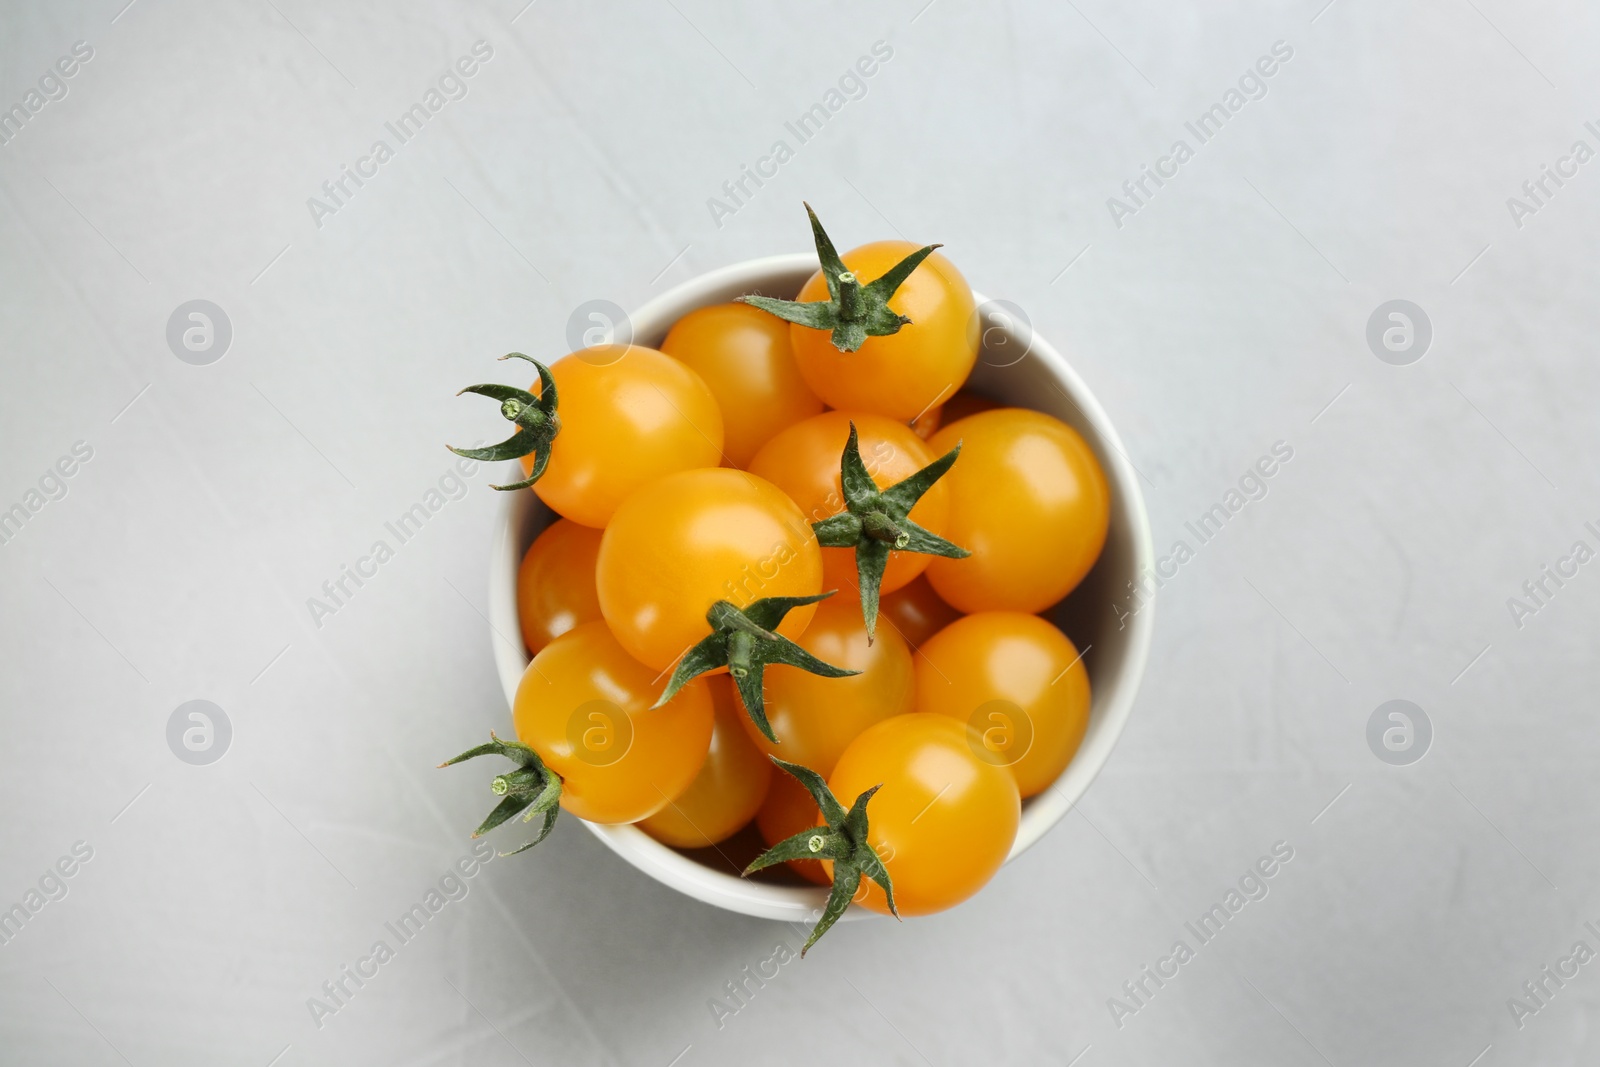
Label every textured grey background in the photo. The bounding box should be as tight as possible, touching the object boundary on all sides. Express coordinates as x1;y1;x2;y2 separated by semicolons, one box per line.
1;1;1596;1064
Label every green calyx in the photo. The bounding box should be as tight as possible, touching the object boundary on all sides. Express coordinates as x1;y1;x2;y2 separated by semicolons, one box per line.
744;756;898;955
655;593;860;743
448;353;561;491
811;421;970;641
739;202;941;353
438;732;563;856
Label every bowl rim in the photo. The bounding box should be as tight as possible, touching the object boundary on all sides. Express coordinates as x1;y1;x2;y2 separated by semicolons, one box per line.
486;252;1155;922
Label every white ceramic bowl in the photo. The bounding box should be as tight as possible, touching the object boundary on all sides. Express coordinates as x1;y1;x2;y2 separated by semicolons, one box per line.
487;254;1154;921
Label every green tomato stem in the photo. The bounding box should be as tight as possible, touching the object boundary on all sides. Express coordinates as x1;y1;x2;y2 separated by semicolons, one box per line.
653;595;861;742
744;757;898;955
734;203;939;353
727;630;755;679
492;767;543;799
860;510;907;547
836;271;861;320
440;732;564;855
450;353;562;492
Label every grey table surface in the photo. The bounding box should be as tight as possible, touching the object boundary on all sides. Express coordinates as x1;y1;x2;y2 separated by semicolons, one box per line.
2;1;1597;1064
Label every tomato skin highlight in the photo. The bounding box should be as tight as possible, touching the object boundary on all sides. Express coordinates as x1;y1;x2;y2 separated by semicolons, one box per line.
516;519;604;655
924;408;1110;613
755;771;831;885
914;611;1090;797
595;467;824;672
522;346;725;528
512;621;714;824
789;242;979;421
639;676;773;848
748;410;950;598
660;303;824;468
877;575;961;653
740;592;915;777
826;714;1019;916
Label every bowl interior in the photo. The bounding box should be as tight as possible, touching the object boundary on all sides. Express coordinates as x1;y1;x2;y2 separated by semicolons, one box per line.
488;254;1154;922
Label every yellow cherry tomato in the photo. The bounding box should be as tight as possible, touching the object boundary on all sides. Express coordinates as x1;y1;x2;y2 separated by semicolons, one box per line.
512;621;714;824
914;611;1090;798
747;411;950;598
740;592;914;776
521;346;724;528
595;467;823;672
660;303;824;468
516;518;603;655
925;408;1110;613
639;676;773;848
826;714;1019;916
755;771;831;886
789;242;978;421
877;575;961;653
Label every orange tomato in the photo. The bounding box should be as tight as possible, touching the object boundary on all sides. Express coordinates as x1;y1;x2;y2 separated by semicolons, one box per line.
595;467;823;672
925;408;1109;613
877;575;961;653
660;303;824;467
914;611;1090;797
826;714;1019;916
522;346;724;527
516;518;603;654
741;592;914;776
512;621;714;824
788;242;977;421
639;677;773;848
755;770;831;885
747;411;950;598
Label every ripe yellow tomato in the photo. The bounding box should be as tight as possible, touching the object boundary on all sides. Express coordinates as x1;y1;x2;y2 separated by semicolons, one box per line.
789;242;978;421
639;676;772;848
521;346;724;528
914;612;1090;797
747;411;950;598
596;468;823;672
909;406;940;440
826;714;1019;916
877;575;961;653
755;771;831;886
740;592;914;776
516;518;603;654
660;303;824;468
925;408;1109;613
512;621;714;824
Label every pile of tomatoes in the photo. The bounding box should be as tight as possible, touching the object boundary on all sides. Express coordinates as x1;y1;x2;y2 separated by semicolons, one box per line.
444;205;1111;952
